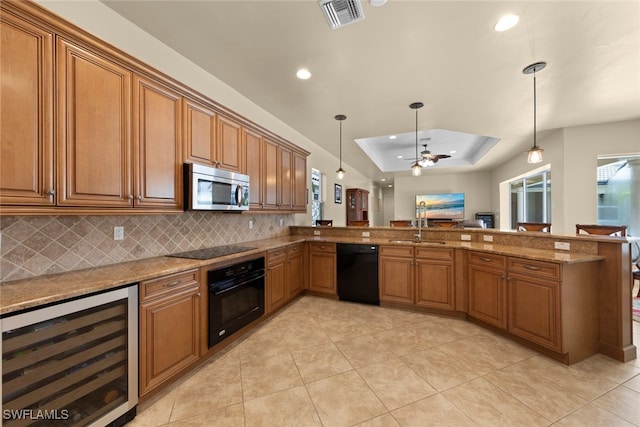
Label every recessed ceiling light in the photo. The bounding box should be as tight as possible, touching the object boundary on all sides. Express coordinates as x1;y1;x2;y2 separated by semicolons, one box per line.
450;150;457;154
396;155;403;159
389;135;397;140
296;68;311;79
494;14;519;32
381;178;386;182
388;184;393;188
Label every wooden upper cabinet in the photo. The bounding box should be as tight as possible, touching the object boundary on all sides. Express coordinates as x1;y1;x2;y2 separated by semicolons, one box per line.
0;12;54;206
183;97;217;167
279;145;292;209
133;75;182;209
56;38;132;207
217;115;244;173
263;137;279;210
292;151;307;212
244;128;264;209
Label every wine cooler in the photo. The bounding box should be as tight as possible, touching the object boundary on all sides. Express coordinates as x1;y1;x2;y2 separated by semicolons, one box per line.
1;286;138;426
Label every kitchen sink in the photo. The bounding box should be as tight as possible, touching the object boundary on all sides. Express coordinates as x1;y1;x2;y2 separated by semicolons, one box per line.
388;239;445;245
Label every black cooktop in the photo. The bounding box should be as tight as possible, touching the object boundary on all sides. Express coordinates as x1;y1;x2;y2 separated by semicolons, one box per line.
167;245;256;260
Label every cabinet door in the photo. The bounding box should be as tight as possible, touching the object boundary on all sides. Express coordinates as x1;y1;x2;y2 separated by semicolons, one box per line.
57;38;132;207
379;256;414;304
279;145;292;209
309;252;336;295
292;151;307;212
416;259;455;310
468;264;507;329
508;274;561;351
133;76;182;209
267;260;287;313
244;128;263;209
287;245;304;297
263;137;279;210
0;13;54;206
140;286;200;396
217;115;244;172
183;97;217;166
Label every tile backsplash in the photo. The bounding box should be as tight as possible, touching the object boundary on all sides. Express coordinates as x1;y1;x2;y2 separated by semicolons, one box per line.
0;213;293;282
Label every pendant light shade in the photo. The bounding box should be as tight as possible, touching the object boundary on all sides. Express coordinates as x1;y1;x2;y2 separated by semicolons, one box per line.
335;114;347;180
410;102;424;176
523;62;546;164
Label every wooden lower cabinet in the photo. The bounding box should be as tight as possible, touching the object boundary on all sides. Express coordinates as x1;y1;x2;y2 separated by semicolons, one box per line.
308;243;336;295
139;270;201;397
379;246;414;304
508;273;560;351
415;248;455;310
267;243;305;313
467;253;599;363
287;243;304;297
467;252;507;329
267;248;288;313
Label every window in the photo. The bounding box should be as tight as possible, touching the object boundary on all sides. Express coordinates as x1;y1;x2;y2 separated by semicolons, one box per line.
597;154;639;236
509;170;551;229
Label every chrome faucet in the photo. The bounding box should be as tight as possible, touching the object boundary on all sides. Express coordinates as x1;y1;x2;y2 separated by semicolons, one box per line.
415;201;427;240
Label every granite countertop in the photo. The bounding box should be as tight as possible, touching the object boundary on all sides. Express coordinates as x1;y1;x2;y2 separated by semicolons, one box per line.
0;236;305;316
305;236;604;264
0;235;602;316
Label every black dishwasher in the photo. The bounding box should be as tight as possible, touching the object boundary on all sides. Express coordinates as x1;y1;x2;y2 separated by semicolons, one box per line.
337;244;379;305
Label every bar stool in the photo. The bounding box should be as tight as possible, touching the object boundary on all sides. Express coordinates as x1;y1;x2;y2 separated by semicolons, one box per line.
575;224;627;236
517;222;552;232
390;220;413;227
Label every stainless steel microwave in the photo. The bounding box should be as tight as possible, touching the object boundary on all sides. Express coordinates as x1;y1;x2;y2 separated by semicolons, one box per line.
185;163;250;211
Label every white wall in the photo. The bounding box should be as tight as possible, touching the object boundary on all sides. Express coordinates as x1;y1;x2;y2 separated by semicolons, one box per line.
490;119;640;234
393;172;493;223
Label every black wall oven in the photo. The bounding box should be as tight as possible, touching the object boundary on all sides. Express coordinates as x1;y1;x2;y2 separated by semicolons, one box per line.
208;258;265;347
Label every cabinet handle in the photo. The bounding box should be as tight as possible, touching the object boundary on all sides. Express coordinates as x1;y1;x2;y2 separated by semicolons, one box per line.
500;275;506;280
136;195;143;201
523;265;541;271
196;292;201;297
128;195;134;200
47;189;55;196
480;257;493;262
163;280;181;288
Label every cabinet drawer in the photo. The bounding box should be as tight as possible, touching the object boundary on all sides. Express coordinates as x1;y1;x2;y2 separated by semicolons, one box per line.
415;247;453;261
140;269;198;302
508;257;560;281
469;251;506;268
267;247;287;265
287;243;304;257
380;245;414;258
309;242;336;253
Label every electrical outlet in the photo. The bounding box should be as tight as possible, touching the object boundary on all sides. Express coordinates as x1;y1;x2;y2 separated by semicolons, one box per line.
555;241;570;251
279;218;284;226
362;231;370;237
483;235;493;242
461;234;471;241
314;230;321;236
113;226;124;241
248;220;254;229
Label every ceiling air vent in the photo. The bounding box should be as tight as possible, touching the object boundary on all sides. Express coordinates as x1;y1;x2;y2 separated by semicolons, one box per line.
319;0;365;29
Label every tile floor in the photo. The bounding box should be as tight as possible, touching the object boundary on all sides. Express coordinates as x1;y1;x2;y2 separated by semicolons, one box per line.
130;296;640;427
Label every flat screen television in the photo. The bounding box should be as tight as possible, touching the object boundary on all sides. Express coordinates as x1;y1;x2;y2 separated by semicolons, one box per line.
416;193;465;219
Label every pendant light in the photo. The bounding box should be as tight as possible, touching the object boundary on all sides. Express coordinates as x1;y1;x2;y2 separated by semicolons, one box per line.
335;114;347;180
409;102;424;176
523;62;546;164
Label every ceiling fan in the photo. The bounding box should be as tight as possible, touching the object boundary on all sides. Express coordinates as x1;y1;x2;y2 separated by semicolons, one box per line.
406;139;451;167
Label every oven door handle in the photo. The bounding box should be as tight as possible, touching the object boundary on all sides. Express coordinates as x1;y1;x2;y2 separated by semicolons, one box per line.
212;272;265;296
